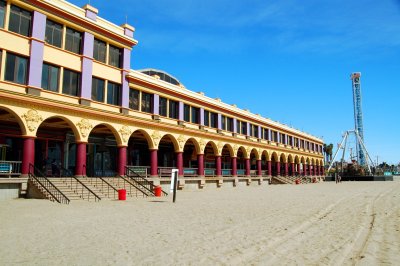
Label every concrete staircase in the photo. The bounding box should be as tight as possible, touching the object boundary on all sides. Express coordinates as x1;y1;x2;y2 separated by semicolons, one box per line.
47;178;100;201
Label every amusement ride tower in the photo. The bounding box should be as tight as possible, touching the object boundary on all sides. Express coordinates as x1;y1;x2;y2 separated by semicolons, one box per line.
351;72;366;165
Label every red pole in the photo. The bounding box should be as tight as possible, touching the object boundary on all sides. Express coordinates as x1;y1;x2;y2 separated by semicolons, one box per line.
197;154;204;176
216;156;222;177
284;162;289;176
267;160;272;176
118;146;127;175
75;142;87;176
245;158;251;177
231;157;237;176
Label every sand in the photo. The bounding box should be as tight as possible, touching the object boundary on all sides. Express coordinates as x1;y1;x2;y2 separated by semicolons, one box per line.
1;181;400;265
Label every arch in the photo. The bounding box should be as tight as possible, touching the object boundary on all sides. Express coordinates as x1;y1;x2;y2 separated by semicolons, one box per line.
271;151;279;162
300;156;305;164
37;115;79;140
250;148;260;160
311;158;315;165
159;133;180;152
261;150;270;161
287;154;294;164
130;129;153;148
237;146;248;159
222;144;234;157
205;141;218;155
294;155;300;164
279;153;287;163
88;122;122;145
184;138;201;155
320;159;324;166
0;105;27;135
306;157;310;164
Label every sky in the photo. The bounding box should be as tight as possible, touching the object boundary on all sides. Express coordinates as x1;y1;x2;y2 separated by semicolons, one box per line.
73;0;400;165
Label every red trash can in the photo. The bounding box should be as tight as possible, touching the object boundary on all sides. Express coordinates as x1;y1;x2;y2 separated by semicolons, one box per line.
295;179;300;185
154;186;162;197
118;189;126;200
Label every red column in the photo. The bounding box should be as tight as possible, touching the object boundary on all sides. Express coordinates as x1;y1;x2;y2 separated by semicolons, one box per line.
291;163;295;176
257;160;262;177
150;149;158;177
75;142;87;176
316;165;320;176
117;146;127;176
276;162;281;176
231;157;237;176
176;152;183;177
322;166;325;176
197;154;204;176
216;156;222;177
21;137;35;176
313;165;316;176
296;163;300;176
304;164;308;176
245;158;250;176
284;162;289;176
267;160;272;176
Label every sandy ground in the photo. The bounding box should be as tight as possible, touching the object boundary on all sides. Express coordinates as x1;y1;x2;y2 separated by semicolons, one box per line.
1;181;400;266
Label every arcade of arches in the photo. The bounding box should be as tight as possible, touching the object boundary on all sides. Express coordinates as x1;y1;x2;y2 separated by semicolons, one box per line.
0;106;324;179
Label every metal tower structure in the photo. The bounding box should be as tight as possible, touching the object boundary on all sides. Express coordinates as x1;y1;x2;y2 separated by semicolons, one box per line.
351;72;366;165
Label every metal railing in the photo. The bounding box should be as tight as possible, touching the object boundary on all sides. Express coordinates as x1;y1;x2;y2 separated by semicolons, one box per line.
127;166;150;177
83;177;119;199
183;168;198;177
28;164;70;204
105;176;149;198
158;167;174;178
204;168;216;177
126;166;168;196
0;161;22;176
58;167;101;202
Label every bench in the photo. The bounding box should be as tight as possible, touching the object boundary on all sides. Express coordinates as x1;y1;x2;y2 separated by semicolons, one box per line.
0;163;12;174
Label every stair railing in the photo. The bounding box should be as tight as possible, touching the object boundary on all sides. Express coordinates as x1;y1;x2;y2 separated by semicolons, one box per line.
59;167;101;202
84;177;118;199
119;175;150;197
28;164;70;204
125;166;168;196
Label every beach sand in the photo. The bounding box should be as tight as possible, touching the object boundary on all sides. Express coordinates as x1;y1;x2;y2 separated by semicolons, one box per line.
1;181;399;265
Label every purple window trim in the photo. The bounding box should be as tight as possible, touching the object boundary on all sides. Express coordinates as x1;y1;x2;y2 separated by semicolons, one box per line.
217;113;222;130
153;94;160;115
28;40;44;88
31;11;46;40
199;108;204;126
233;118;237;133
121;71;129;108
80;57;93;99
178;102;184;121
122;48;131;70
82;32;94;57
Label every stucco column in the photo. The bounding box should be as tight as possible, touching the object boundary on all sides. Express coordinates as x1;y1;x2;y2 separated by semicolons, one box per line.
150;149;158;177
245;158;251;177
75;142;87;176
176;152;183;177
267;160;272;176
276;162;281;176
231;157;237;177
117;146;127;176
216;156;222;177
21;137;35;176
257;159;262;177
284;162;289;176
197;154;204;177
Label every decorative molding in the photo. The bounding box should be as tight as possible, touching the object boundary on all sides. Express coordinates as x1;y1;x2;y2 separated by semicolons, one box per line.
151;130;161;147
177;135;186;150
22;109;43;132
119;125;132;143
199;138;206;152
76;119;93;138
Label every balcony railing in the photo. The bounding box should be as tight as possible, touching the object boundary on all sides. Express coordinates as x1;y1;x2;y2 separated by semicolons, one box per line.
0;161;22;177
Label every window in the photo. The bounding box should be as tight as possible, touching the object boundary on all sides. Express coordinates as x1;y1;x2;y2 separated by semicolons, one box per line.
41;63;59;92
280;133;285;144
8;5;31;36
191;107;199;124
204;110;210;127
249;124;253;136
65;27;82;54
237;120;241;134
107;82;120;105
129;89;139;110
141;92;153;113
241;121;247;135
288;136;293;146
221;115;226;130
45;19;62;48
227;117;233;132
184;104;190;122
159;97;167;116
169;100;179;119
93;38;106;63
271;131;278;142
62;69;80;96
254;125;259;138
109;44;121;68
0;0;6;28
5;52;28;84
91;77;104;102
210;112;217;128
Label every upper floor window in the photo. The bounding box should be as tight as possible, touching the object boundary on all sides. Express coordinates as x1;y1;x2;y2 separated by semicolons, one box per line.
107;82;120;106
169;100;178;119
271;131;278;142
141;92;153;113
9;5;31;37
41;63;59;92
253;125;259;138
210;112;217;129
226;117;233;132
184;104;190;122
241;121;247;135
129;88;139;110
93;38;106;63
65;27;82;54
62;68;80;96
109;44;121;68
45;19;62;48
204;110;210;127
221;115;226;130
92;77;104;102
0;0;6;28
159;97;167;117
236;120;241;134
191;107;199;124
5;52;28;85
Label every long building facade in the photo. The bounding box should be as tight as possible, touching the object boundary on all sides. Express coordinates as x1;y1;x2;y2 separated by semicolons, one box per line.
0;0;324;197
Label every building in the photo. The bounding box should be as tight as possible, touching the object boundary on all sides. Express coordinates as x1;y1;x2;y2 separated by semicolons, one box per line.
0;0;324;200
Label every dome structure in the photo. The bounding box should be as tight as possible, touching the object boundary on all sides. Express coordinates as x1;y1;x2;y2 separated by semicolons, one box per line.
137;68;181;86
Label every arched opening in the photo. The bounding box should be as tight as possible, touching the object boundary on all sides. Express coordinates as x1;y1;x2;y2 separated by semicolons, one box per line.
221;144;232;176
36;116;77;176
294;155;300;176
127;130;151;172
280;153;287;176
204;141;217;176
158;135;177;168
250;148;258;176
182;139;198;176
261;150;268;176
0;107;24;176
237;147;246;176
87;124;119;177
271;152;278;176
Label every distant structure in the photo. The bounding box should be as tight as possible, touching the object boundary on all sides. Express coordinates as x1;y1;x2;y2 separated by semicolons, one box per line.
351;73;366;165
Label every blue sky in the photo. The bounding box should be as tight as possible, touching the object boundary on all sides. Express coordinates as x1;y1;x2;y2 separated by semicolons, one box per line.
74;0;399;165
